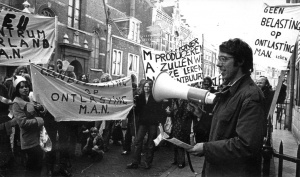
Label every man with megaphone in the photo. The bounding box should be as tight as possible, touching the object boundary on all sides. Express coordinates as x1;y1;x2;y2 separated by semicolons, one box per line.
186;38;265;177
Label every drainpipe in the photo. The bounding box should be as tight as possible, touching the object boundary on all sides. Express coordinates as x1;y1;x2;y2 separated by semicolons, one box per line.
201;34;204;79
102;0;109;73
130;0;135;17
288;43;296;131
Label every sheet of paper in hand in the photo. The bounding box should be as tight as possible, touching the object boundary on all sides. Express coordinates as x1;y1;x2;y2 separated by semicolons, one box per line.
154;124;193;150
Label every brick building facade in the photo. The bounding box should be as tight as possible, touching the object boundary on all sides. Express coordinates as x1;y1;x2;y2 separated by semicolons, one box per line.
0;0;204;85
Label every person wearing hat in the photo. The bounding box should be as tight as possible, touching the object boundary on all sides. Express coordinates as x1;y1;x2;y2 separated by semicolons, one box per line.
4;66;29;100
12;76;46;176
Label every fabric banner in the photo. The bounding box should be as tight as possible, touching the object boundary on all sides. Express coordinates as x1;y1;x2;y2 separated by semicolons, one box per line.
141;38;203;84
252;3;300;69
0;11;56;66
30;64;133;121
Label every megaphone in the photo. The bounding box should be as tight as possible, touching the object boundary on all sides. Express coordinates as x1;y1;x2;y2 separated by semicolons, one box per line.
152;72;216;104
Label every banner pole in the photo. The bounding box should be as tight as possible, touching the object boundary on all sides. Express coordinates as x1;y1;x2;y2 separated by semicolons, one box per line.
139;47;147;80
54;16;58;72
132;106;137;137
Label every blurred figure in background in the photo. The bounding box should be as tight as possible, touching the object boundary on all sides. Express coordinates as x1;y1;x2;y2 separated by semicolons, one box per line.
82;127;104;162
99;73;113;152
193;76;216;143
0;83;15;175
256;76;274;115
121;82;138;155
169;98;193;169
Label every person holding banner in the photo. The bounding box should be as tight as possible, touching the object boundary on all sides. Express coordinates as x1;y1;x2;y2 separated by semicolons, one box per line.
126;80;164;169
188;38;265;177
3;66;29;167
98;73;115;152
12;76;46;176
122;82;139;155
45;63;71;177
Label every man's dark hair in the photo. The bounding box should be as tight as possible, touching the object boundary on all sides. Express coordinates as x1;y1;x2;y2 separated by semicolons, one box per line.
219;38;253;74
203;76;213;87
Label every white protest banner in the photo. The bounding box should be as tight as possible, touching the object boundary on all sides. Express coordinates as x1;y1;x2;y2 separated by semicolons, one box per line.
252;3;300;69
141;38;203;84
30;64;133;121
0;11;56;65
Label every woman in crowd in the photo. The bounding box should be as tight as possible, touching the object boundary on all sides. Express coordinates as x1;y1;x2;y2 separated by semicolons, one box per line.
80;74;89;83
126;80;163;169
12;76;46;176
3;66;29;164
169;98;193;168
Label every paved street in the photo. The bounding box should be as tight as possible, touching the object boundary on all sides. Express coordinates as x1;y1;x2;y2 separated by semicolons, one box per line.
2;142;180;177
69;143;174;177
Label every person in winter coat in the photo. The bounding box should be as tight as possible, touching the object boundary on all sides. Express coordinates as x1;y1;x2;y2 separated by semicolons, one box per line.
188;38;265;177
12;76;46;176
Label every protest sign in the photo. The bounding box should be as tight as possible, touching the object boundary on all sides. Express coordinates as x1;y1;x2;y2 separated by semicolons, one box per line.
252;3;300;69
0;11;56;65
141;38;203;84
30;64;133;121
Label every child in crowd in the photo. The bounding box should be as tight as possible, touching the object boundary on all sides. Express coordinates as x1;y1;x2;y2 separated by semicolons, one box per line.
82;127;104;162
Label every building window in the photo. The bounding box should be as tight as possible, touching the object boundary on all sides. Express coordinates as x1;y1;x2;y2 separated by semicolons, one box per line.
68;0;81;29
112;49;123;76
91;32;100;69
128;53;139;73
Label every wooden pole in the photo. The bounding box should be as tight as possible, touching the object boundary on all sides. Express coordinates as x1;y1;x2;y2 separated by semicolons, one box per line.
54;16;58;72
201;34;204;80
287;43;296;131
102;0;109;73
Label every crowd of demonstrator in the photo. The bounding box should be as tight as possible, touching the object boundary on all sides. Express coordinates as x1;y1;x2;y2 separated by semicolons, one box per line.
0;38;287;177
0;60;218;176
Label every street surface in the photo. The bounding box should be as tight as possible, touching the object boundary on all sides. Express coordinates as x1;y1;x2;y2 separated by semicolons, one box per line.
3;142;176;177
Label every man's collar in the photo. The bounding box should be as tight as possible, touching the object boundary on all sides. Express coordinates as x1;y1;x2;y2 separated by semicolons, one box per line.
228;74;246;87
219;74;247;96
